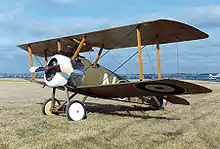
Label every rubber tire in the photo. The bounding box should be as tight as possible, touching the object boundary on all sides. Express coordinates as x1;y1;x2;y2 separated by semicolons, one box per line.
66;100;86;121
117;80;128;100
42;98;61;116
155;96;167;110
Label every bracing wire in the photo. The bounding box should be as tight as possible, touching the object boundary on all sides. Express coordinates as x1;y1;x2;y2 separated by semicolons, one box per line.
82;27;137;74
145;45;156;74
30;52;44;78
32;51;44;67
99;45;147;85
110;51;135;75
88;51;92;62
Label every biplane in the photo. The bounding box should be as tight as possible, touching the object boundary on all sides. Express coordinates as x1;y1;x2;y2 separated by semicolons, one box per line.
18;19;212;121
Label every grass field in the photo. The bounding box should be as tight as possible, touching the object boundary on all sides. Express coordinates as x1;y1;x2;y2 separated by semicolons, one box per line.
0;80;220;149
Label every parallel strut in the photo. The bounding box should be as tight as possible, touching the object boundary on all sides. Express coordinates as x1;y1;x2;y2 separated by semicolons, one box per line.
93;46;104;67
28;45;34;80
72;37;86;60
57;40;62;52
137;27;144;81
44;49;48;64
156;39;161;79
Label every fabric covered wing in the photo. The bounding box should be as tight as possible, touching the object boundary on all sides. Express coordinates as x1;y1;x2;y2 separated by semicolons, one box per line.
70;19;208;49
75;79;211;99
19;39;93;57
18;19;208;57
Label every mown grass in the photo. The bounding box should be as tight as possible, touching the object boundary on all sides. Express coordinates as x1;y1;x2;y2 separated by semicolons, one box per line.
163;129;184;138
17;123;46;137
0;80;220;149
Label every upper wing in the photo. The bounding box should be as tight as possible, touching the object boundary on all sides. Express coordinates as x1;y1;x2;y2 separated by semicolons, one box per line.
74;79;211;99
18;38;93;57
18;19;208;57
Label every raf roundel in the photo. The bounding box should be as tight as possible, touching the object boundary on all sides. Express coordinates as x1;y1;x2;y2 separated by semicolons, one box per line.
135;82;186;94
144;84;175;93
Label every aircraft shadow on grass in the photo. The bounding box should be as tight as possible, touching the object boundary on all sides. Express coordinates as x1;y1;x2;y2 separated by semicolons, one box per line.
85;102;181;120
36;102;181;120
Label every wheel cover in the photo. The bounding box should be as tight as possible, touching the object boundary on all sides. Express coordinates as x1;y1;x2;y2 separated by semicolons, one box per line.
68;102;85;121
44;100;59;116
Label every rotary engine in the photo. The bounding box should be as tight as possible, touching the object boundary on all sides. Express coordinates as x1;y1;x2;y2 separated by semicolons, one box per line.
40;54;84;87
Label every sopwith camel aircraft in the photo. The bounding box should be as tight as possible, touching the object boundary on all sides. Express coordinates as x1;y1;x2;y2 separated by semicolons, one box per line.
18;19;212;121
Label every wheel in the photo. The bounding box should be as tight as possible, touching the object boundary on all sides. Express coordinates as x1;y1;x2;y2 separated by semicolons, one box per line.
42;98;61;116
117;80;128;100
155;96;168;109
66;100;86;121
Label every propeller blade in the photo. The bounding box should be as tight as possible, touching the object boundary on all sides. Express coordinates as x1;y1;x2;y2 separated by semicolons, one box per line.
29;65;61;73
46;65;61;72
35;67;46;72
29;66;45;73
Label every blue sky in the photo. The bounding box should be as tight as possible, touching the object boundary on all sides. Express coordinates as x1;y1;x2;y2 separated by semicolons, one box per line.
1;0;220;74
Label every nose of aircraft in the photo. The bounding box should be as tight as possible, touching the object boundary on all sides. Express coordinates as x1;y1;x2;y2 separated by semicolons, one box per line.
29;54;85;88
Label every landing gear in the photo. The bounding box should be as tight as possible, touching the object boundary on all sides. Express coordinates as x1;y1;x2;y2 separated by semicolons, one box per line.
117;80;128;101
42;98;61;115
66;100;86;121
42;87;87;121
153;96;168;110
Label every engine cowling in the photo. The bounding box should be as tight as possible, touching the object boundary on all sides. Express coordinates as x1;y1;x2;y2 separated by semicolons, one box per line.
44;54;84;88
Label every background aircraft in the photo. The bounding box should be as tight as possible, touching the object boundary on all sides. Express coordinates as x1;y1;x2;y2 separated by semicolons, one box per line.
209;74;220;80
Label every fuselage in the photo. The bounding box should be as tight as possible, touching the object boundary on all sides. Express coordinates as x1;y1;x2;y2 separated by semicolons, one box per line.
43;54;124;88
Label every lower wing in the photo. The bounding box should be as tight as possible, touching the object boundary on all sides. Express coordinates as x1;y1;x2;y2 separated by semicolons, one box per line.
28;79;210;105
75;79;211;99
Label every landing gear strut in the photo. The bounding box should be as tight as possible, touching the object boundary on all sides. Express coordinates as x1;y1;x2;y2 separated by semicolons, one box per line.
42;88;61;115
42;87;87;121
153;96;168;110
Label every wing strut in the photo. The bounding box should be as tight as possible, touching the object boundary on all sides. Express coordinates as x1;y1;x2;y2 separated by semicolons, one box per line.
44;49;48;64
137;27;144;81
156;38;161;79
72;37;86;60
93;45;104;68
28;45;34;80
57;40;62;52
